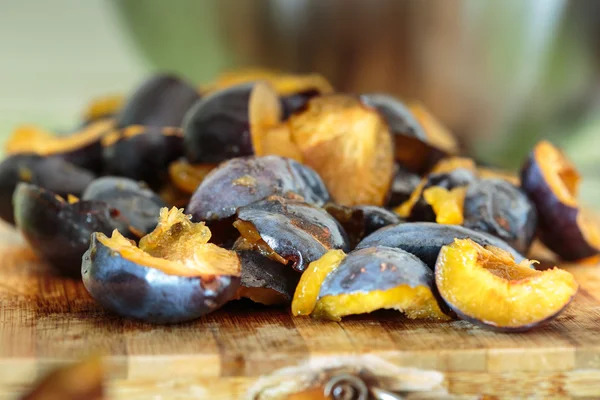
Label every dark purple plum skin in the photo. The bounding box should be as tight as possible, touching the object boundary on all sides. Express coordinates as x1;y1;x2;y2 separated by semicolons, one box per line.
82;176;166;236
356;222;526;270
521;154;598;260
187;156;330;221
236;250;300;304
0;154;95;224
408;168;477;222
388;164;421;208
445;297;575;333
236;196;349;272
319;246;434;297
463;179;537;255
318;245;449;316
82;233;240;324
325;203;402;249
116;74;200;128
13;183;128;277
183;83;255;164
102;127;184;190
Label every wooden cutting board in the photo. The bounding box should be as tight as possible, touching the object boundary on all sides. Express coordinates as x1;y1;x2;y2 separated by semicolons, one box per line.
1;221;600;400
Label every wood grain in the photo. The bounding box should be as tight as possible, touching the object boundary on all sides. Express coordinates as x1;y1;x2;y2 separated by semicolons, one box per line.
2;221;600;399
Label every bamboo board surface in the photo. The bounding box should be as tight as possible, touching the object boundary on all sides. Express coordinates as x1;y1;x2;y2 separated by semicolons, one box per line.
1;221;600;399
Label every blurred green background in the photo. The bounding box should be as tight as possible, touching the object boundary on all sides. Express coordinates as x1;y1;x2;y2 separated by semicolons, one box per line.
1;0;600;204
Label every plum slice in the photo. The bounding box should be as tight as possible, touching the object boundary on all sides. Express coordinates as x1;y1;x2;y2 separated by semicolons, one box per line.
311;246;450;322
168;159;217;195
521;140;600;261
82;207;241;324
287;95;395;206
233;196;349;272
435;239;578;332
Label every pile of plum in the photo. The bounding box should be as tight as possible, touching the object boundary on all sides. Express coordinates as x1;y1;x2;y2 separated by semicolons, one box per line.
1;70;591;331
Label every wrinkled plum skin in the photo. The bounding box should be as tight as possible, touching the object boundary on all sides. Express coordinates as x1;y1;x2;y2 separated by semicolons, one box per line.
117;74;200;128
82;177;166;236
188;156;330;221
388;164;421;208
0;155;95;224
103;128;184;190
409;168;477;222
359;93;426;141
326;204;402;249
183;83;255;164
357;222;526;269
521;155;597;260
236;196;350;272
13;183;127;277
463;179;537;254
237;250;300;303
82;234;240;324
320;246;433;297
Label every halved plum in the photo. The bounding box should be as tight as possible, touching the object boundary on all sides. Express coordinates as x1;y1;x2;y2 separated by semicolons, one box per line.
287;95;394;206
82;177;166;237
234;196;349;272
116;74;200;128
356;222;526;269
311;246;450;321
521;140;600;260
187;156;330;221
82;207;241;324
234;250;300;306
13;183;130;277
5;119;113;173
396;167;476;223
463;179;537;254
435;239;578;332
0;154;95;224
102;126;184;190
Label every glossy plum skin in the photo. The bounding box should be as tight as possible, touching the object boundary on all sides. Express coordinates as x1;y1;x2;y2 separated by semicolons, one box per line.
82;234;240;324
388;164;421;208
13;183;127;277
463;179;537;254
0;155;95;224
188;156;330;221
102;127;184;190
236;196;350;272
325;204;402;248
521;154;597;260
183;83;255;164
237;250;300;304
319;246;435;297
408;168;477;222
356;222;526;269
116;74;200;128
82;177;166;236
